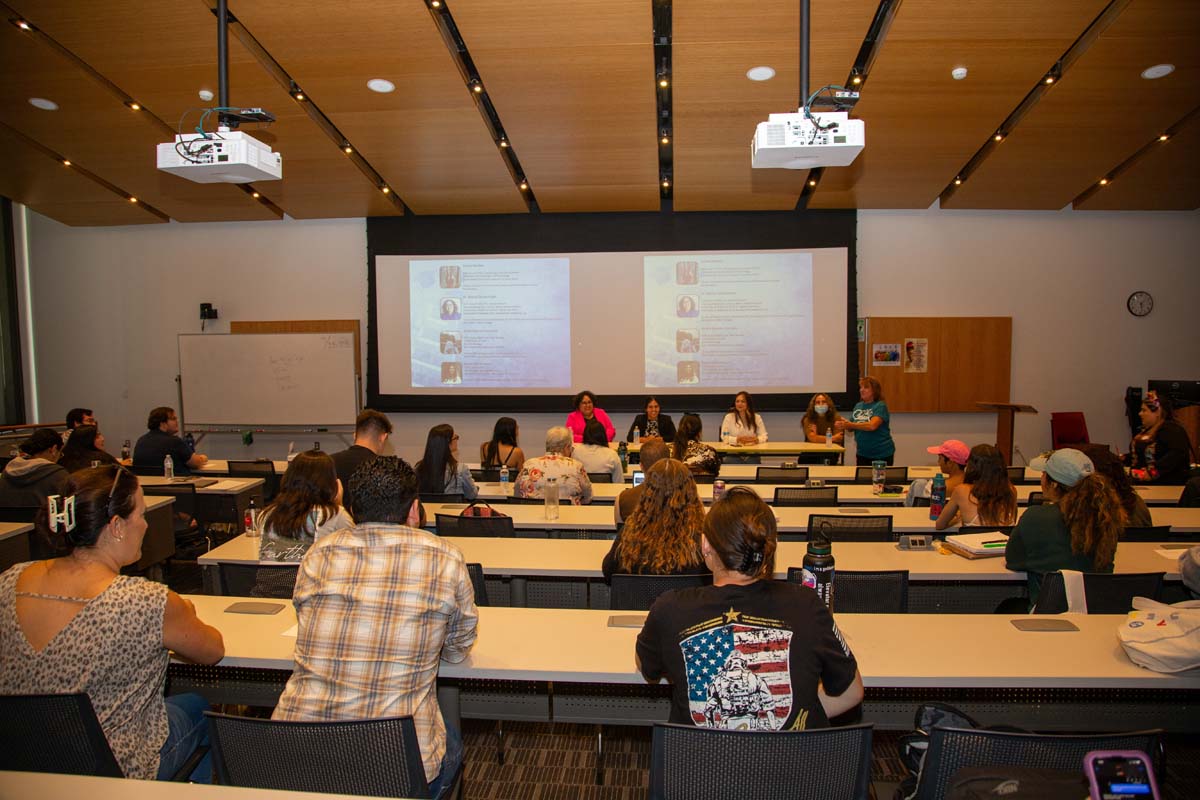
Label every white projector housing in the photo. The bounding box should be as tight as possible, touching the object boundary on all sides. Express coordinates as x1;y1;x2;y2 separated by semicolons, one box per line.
157;130;282;183
751;110;865;169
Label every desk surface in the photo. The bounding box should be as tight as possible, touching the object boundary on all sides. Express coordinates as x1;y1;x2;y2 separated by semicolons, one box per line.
198;460;290;475
185;595;1200;690
0;521;34;543
0;772;403;800
199;534;1186;583
140;476;264;494
623;440;844;456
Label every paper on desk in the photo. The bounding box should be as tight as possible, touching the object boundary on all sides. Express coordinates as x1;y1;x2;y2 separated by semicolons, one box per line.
1155;548;1189;560
205;480;244;491
282;625;298;638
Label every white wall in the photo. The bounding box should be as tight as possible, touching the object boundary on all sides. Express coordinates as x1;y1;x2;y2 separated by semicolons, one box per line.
22;206;1200;467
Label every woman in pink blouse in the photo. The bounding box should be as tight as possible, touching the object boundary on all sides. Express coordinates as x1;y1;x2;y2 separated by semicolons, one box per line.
565;390;615;443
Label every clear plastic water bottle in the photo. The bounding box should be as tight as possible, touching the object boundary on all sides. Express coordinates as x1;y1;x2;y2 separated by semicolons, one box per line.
872;459;886;495
930;473;947;521
121;439;131;461
244;497;260;538
544;476;559;520
163;454;174;479
825;428;833;447
500;464;510;495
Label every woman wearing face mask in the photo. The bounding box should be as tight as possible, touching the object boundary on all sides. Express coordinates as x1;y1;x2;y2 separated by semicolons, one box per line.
801;394;843;445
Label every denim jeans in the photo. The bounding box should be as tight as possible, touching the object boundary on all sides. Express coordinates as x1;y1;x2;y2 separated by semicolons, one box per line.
426;708;463;800
157;693;212;782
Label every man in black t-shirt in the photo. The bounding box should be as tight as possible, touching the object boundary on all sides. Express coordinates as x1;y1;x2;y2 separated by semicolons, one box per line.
330;409;393;511
132;406;206;475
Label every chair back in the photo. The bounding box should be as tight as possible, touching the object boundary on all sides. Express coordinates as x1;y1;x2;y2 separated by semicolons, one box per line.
474;468;503;482
913;726;1161;800
806;514;895;542
504;495;545;504
649;722;873;800
141;482;199;517
774;486;839;507
466;562;489;606
1050;411;1090;450
587;472;615;484
853;466;907;484
1034;571;1165;614
220;563;300;598
1006;466;1033;484
206;712;433;798
786;568;909;613
1027;491;1044;506
129;464;163;477
1120;525;1173;542
610;573;711;611
435;513;515;537
755;466;810;484
227;460;280;503
690;473;716;484
420;493;464;504
0;693;123;777
0;505;39;523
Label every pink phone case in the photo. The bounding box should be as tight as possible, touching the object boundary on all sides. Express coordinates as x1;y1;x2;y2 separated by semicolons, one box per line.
1084;750;1160;800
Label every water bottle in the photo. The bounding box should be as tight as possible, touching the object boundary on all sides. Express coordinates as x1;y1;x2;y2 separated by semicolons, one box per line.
872;459;886;495
801;529;835;610
163;454;174;479
244;497;260;538
121;439;131;460
633;427;641;445
499;464;510;495
825;428;833;447
617;441;628;470
722;426;729;445
313;441;320;451
544;476;559;520
930;473;947;521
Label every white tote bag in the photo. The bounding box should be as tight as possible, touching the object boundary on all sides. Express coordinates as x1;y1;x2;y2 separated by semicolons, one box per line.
1117;597;1200;673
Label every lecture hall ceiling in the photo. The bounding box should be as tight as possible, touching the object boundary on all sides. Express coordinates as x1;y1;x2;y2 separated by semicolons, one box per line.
0;0;1195;226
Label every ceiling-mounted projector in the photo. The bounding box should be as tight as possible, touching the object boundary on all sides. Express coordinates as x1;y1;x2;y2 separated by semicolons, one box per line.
751;110;865;169
157;129;282;184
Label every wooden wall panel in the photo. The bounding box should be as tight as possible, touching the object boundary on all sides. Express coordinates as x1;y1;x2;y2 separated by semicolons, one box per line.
939;317;1011;412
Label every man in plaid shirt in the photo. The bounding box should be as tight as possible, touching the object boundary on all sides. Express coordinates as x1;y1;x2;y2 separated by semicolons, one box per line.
273;456;478;797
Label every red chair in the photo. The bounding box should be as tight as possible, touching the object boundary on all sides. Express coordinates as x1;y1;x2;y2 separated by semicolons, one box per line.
1050;412;1090;449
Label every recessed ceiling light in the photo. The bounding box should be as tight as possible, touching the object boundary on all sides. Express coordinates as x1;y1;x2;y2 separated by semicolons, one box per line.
951;67;968;81
367;78;395;94
29;97;58;111
1141;64;1174;80
15;20;32;31
1158;134;1169;142
746;66;776;82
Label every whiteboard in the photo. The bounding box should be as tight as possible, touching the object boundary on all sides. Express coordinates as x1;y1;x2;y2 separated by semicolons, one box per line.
179;333;358;426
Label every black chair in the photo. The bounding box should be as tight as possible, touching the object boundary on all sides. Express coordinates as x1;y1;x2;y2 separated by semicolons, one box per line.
435;513;515;537
129;464;163;477
0;505;39;523
227;459;281;503
504;496;546;504
1006;466;1032;484
206;712;443;798
774;486;839;506
1027;491;1044;506
649;721;873;800
912;726;1162;800
690;473;717;484
141;483;210;556
1120;525;1173;542
610;573;711;610
807;514;895;542
587;472;615;484
474;468;503;482
420;493;465;504
250;565;301;598
465;562;489;606
786;568;909;612
853;466;907;484
1033;571;1165;614
755;466;810;484
0;693;202;780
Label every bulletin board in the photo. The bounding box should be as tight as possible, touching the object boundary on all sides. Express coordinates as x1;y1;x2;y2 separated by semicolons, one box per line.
861;317;1011;412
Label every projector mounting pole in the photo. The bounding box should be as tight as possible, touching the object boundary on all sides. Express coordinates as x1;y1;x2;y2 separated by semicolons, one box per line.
799;0;810;109
217;0;229;109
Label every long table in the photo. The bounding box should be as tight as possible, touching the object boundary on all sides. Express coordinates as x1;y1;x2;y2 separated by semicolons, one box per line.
198;534;1188;612
141;476;264;526
172;595;1200;733
0;772;388;800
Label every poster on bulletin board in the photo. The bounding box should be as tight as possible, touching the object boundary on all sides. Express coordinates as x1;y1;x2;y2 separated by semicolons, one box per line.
904;338;928;373
872;343;901;366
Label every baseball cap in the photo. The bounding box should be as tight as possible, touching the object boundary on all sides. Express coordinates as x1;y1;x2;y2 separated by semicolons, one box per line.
1029;448;1094;487
926;439;969;466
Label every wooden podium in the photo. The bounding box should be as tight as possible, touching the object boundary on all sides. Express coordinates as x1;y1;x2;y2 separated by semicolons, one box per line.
977;402;1038;465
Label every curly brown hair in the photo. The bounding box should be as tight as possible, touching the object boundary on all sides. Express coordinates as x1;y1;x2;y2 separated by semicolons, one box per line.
616;459;705;575
1056;473;1124;570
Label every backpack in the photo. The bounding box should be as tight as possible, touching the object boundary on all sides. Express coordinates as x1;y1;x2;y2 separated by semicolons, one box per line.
1117;597;1200;673
945;767;1086;800
459;500;508;518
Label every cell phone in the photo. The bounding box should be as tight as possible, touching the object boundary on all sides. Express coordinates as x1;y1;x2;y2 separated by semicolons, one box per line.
632;470;645;486
1084;750;1160;800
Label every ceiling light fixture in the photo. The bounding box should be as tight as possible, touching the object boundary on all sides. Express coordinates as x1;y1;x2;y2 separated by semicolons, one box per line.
14;19;32;31
343;144;353;154
1044;75;1055;85
498;139;509;148
993;133;1004;142
367;78;395;94
293;91;305;101
658;75;669;88
126;101;141;111
62;159;71;166
746;66;776;82
430;0;442;7
954;177;962;186
951;67;968;81
1098;178;1109;186
518;180;529;190
1140;64;1174;80
661;178;670;189
29;97;58;111
129;196;138;203
1158;134;1169;142
471;80;483;94
252;191;260;198
808;179;817;187
381;186;390;194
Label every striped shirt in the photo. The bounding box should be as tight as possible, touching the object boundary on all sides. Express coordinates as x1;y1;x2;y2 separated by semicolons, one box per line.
272;522;478;781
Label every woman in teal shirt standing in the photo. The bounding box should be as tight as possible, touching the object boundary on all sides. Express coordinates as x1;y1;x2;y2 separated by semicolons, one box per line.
836;376;895;466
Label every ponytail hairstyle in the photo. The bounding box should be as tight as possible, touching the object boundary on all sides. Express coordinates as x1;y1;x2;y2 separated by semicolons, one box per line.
673;414;703;461
1056;473;1124;570
36;465;138;554
703;486;777;579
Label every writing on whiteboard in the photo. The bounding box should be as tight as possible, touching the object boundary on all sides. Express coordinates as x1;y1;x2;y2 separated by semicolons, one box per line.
322;335;352;349
269;355;302;392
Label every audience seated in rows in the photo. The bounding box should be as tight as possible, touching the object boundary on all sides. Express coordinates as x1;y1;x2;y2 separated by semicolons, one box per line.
253;450;354;562
479;416;525;473
1078;443;1153;528
615;440;670;524
1;429;70;508
603;458;708;583
62;407;95;444
513;427;593;504
58;424;119;474
672;414;721;477
935;444;1017;531
132;407;207;476
416;425;477;500
330;409;392;511
573;420;624;484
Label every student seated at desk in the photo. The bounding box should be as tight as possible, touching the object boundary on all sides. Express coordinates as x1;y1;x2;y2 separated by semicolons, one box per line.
58;424;119;474
1078;444;1152;528
0;466;224;781
514;427;593;504
636;487;864;730
330;409;393;512
0;428;69;508
479;416;525;473
253;451;353;562
616;440;670;524
573;420;625;485
673;414;721;477
132;406;207;476
935;444;1016;531
802;393;843;445
416;425;477;500
1127;391;1193;485
603;459;708;583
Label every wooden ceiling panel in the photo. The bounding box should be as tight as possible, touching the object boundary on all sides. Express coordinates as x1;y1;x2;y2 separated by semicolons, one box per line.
453;1;659;213
229;0;526;215
672;0;878;211
1075;115;1200;211
811;0;1111;209
0;16;276;222
0;124;163;226
946;0;1200;210
14;0;400;220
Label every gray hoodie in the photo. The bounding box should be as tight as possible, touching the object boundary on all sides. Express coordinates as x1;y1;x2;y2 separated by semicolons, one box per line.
0;455;70;506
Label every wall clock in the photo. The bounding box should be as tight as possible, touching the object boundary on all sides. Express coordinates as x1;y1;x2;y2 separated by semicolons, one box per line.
1127;291;1154;317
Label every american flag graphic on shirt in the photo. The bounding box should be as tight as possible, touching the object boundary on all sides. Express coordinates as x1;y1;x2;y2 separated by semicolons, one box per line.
681;619;793;730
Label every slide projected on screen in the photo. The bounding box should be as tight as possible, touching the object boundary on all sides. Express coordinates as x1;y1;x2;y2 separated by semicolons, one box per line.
408;257;570;388
644;252;812;388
